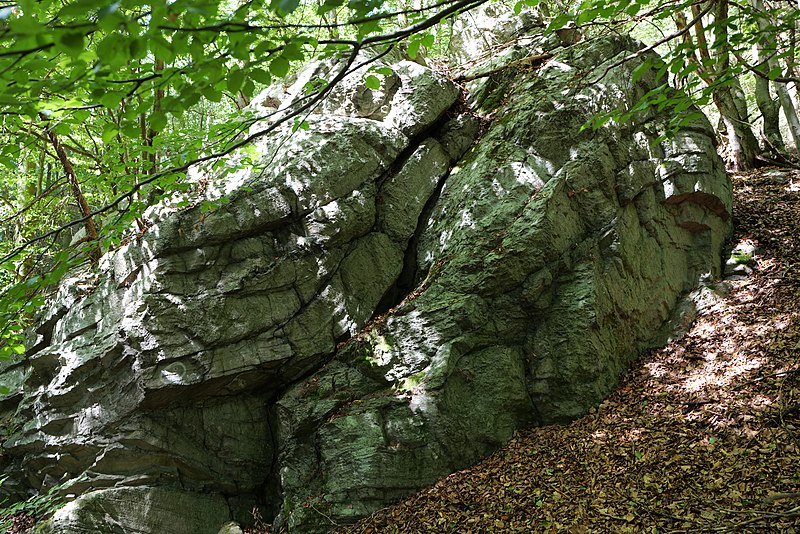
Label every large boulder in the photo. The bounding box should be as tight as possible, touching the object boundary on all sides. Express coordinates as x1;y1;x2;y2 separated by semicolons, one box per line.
271;34;731;531
0;20;730;534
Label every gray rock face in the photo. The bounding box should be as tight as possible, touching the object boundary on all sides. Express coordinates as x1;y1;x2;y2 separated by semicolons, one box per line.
0;25;730;534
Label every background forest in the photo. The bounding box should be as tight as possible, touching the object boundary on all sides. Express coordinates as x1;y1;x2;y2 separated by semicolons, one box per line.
0;0;797;374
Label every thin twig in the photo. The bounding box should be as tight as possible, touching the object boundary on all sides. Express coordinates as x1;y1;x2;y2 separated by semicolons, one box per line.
0;0;490;266
588;0;714;85
454;52;554;82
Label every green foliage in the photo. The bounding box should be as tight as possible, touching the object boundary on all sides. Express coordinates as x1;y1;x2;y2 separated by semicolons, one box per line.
0;475;79;530
0;0;490;371
732;250;754;264
566;0;798;157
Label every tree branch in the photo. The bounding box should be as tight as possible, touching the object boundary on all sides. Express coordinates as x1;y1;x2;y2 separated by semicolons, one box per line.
588;0;715;84
0;0;490;266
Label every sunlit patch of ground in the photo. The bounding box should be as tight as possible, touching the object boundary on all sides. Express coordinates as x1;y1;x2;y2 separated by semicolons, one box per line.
331;168;800;534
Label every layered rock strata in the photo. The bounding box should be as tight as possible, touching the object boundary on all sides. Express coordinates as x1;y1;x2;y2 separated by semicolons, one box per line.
0;23;731;534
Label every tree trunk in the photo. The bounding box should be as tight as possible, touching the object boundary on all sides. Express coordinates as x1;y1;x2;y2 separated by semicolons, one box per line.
785;11;800;112
47;128;100;265
42;120;101;263
752;0;800;151
684;1;759;168
750;2;783;151
776;76;800;150
753;72;783;152
713;84;760;170
711;0;759;169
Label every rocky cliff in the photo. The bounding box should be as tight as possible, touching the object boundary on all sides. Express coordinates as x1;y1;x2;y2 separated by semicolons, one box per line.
0;12;731;534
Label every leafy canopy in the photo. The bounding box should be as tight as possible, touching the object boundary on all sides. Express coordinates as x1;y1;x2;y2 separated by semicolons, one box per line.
0;0;489;363
1;0;798;365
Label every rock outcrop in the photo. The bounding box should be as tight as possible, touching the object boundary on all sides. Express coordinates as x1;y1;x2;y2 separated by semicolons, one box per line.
0;13;731;534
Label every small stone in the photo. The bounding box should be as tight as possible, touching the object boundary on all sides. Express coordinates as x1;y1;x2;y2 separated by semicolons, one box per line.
217;521;244;534
725;261;753;277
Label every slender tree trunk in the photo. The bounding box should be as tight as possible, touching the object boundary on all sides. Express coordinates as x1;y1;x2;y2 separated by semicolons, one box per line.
234;89;250;111
711;0;759;169
36;149;45;199
776;78;800;150
785;11;800;112
753;70;784;152
752;0;800;151
749;1;783;151
41;118;101;263
713;85;760;169
750;0;784;152
673;12;700;89
685;1;760;168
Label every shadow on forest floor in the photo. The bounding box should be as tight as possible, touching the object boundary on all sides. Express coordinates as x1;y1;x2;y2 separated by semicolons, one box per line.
327;167;800;533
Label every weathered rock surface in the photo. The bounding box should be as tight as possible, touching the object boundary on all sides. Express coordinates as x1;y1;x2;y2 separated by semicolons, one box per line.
0;15;731;534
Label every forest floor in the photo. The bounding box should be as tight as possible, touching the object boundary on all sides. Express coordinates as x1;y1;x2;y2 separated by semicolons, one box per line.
334;167;800;533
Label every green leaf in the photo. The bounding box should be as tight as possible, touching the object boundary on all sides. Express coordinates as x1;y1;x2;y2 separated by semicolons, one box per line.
546;14;571;32
365;75;380;90
242;78;256;98
275;0;301;13
149;36;175;63
97;2;121;19
129;38;147;60
96;34;120;61
679;63;699;77
677;111;705;128
9;14;42;35
101;124;119;143
625;3;641;16
100;91;124;109
227;68;245;93
673;98;692;113
149;112;168;132
514;1;524;15
201;85;223;102
318;0;344;14
122;124;139;138
767;67;783;80
189;36;206;61
304;77;327;93
293;118;309;131
631;59;651;83
576;8;595;25
269;56;290;77
57;31;85;54
282;42;304;61
250;68;272;85
407;40;421;59
181;88;202;108
253;40;277;57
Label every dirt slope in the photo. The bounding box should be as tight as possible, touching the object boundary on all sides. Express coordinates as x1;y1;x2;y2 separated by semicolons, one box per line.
335;168;800;534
